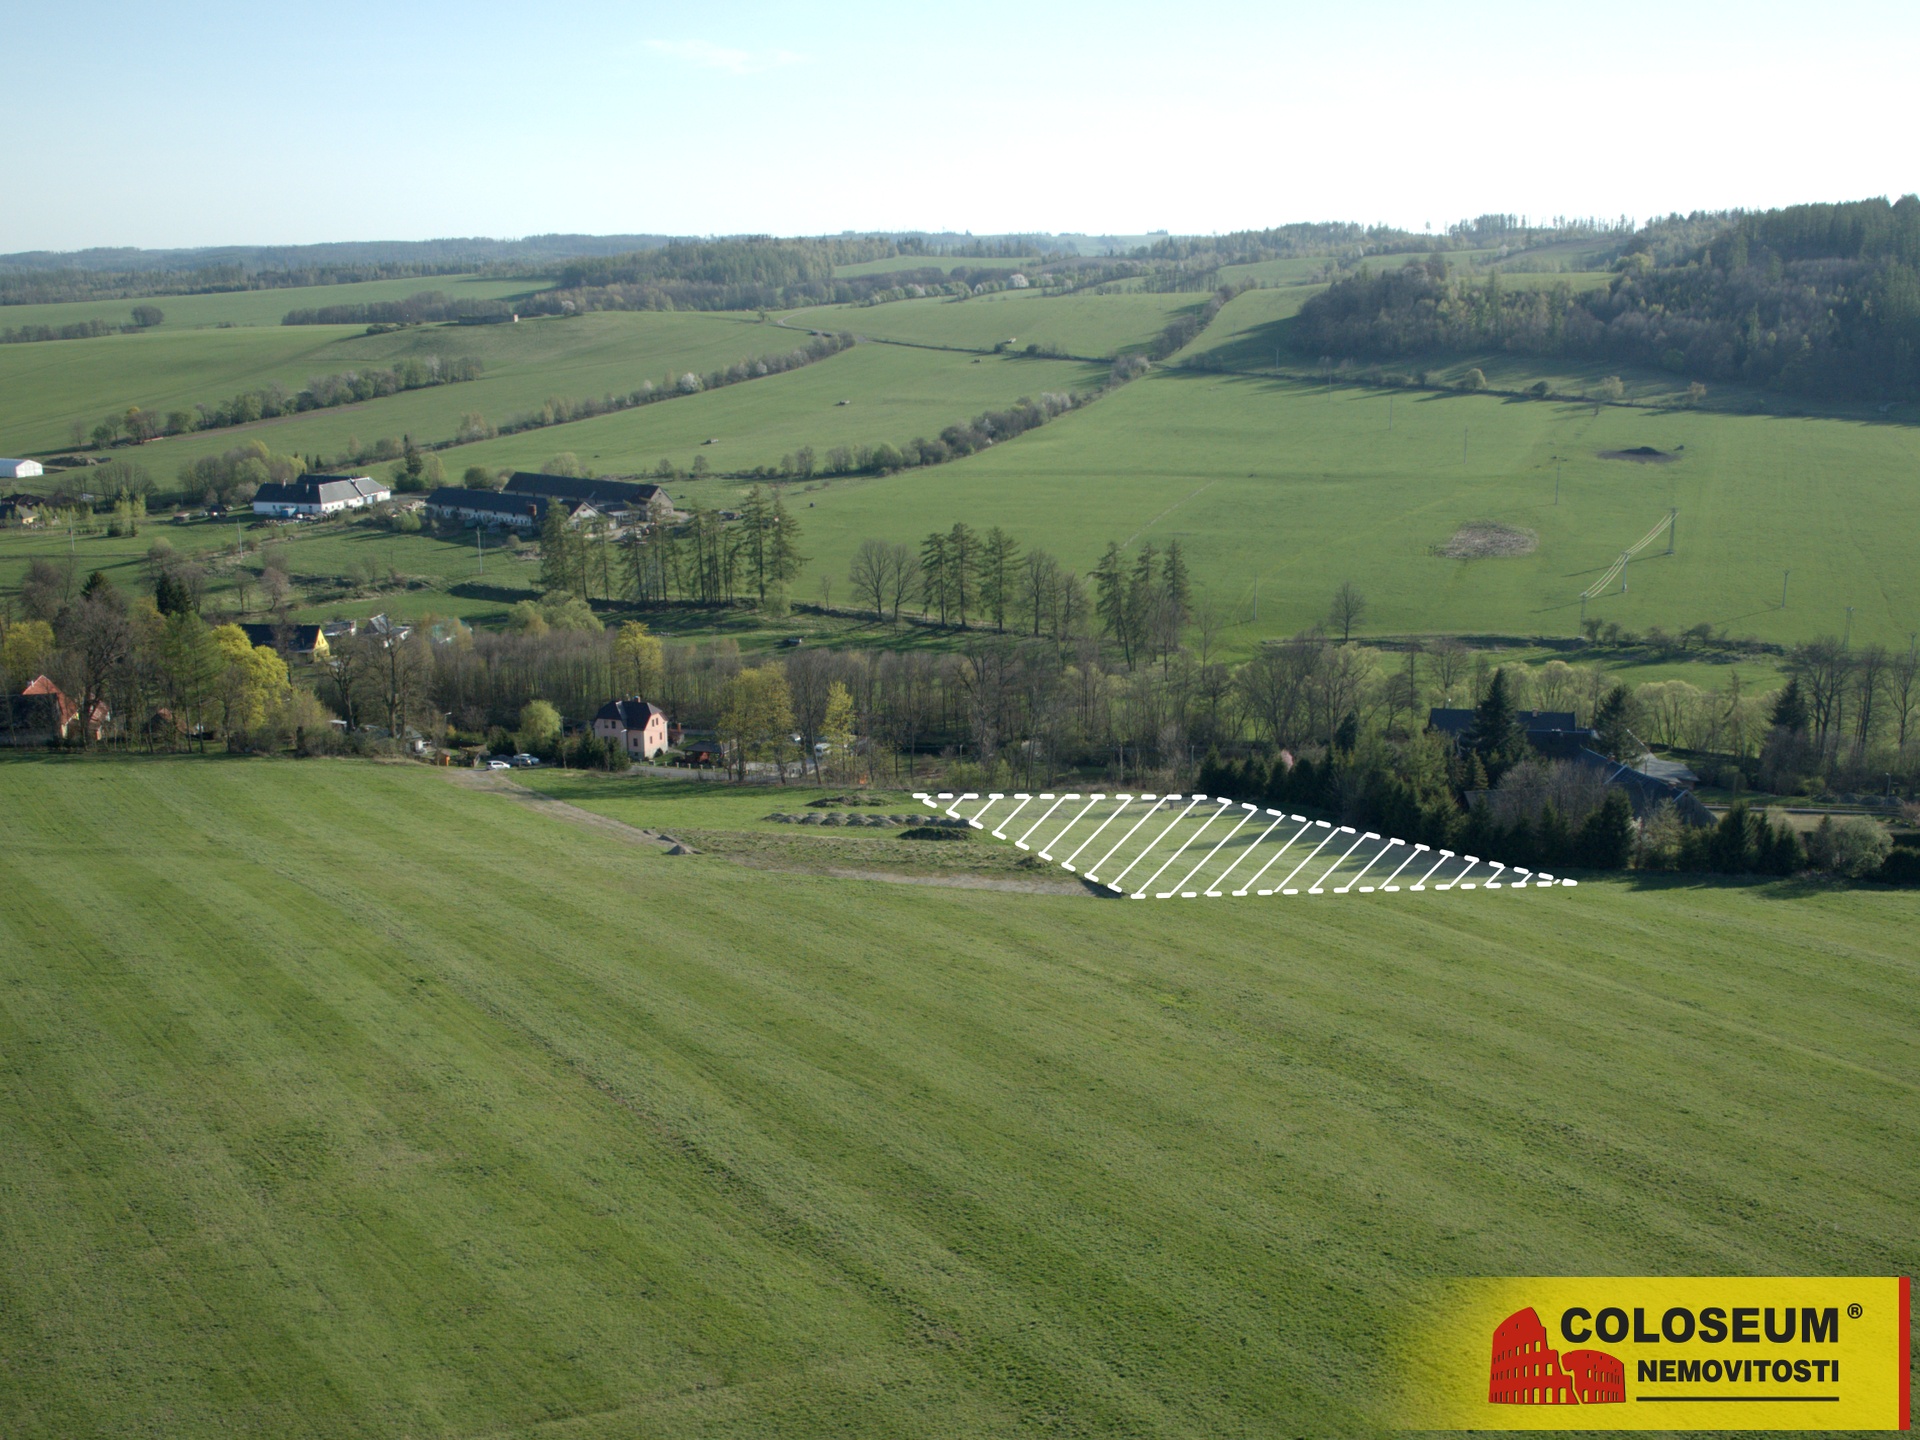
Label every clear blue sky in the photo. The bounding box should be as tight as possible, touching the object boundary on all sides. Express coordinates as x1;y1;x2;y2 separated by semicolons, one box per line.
5;0;1913;252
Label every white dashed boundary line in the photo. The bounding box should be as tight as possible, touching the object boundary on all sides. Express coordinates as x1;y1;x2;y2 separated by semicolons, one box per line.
917;793;1576;898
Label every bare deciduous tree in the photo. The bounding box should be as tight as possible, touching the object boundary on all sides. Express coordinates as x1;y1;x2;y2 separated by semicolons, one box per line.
1328;581;1367;643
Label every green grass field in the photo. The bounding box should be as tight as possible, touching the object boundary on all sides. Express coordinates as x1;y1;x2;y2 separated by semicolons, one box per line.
9;277;1920;662
789;289;1200;358
2;309;809;464
0;274;540;335
442;345;1104;483
2;757;1913;1437
789;368;1920;651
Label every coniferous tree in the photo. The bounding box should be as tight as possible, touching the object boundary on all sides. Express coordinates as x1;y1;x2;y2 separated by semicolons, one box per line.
1769;675;1809;735
767;490;805;597
1467;669;1528;780
154;571;193;617
1574;790;1634;869
1092;542;1132;665
1591;683;1639;761
919;531;952;625
1161;539;1191;622
979;527;1020;633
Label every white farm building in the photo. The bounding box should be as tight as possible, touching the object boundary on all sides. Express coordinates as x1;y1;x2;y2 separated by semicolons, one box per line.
251;474;391;518
0;458;45;480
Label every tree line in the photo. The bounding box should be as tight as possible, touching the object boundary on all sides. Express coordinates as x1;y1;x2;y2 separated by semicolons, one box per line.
0;257;482;308
2;305;163;344
8;545;1915;881
1295;197;1920;401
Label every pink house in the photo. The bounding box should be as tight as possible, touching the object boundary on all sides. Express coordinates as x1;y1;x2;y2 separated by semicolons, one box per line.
593;697;669;758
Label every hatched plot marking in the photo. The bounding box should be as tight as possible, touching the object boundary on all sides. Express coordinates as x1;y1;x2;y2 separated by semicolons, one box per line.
917;793;1574;898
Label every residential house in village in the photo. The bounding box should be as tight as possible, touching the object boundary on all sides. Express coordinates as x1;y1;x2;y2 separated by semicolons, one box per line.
238;623;330;662
1428;706;1713;826
593;697;670;759
1;675;107;745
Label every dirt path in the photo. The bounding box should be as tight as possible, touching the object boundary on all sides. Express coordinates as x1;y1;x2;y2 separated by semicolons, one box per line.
441;769;690;851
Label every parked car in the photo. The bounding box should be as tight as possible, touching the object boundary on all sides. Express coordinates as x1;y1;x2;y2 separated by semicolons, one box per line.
509;753;541;768
486;758;511;770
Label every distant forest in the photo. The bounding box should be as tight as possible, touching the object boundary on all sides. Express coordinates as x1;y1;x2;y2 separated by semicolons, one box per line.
1293;198;1920;401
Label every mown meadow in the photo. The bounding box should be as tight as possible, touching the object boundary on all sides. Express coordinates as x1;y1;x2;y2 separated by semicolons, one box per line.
791;365;1920;653
7;261;1919;669
1;758;1913;1438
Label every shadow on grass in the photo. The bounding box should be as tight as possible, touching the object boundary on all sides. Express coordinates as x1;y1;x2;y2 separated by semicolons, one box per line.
447;581;537;606
1610;868;1896;901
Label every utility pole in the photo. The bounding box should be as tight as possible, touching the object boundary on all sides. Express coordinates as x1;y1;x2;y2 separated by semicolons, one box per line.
1844;605;1854;647
1666;507;1677;555
1554;456;1561;504
1781;569;1790;608
1251;578;1258;622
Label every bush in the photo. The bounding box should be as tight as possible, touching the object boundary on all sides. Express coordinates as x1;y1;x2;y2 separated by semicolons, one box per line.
1874;846;1920;885
1460;367;1487;391
901;826;971;841
1805;815;1893;878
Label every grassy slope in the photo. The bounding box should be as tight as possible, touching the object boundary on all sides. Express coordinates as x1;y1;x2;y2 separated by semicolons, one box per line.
0;275;539;335
442;346;1104;484
790;290;1198;358
790;368;1920;651
2;326;380;454
1;758;1913;1438
2;310;793;463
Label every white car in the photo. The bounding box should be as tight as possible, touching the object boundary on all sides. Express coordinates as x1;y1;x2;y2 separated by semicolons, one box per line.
487;758;511;770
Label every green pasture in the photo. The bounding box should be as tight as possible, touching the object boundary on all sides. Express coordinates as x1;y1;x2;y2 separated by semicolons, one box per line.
146;312;809;476
1212;256;1331;287
789;289;1199;358
443;345;1104;483
2;325;378;455
790;368;1920;651
2;309;799;464
1171;285;1321;367
1;757;1913;1437
0;274;539;335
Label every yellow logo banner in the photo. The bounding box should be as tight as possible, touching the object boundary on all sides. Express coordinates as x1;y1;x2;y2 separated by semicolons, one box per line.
1395;1276;1909;1430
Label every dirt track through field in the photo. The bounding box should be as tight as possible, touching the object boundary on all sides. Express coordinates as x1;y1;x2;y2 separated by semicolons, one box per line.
442;769;689;850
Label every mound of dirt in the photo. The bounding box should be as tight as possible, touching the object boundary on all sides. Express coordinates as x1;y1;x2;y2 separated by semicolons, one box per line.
1434;522;1538;560
1599;446;1678;463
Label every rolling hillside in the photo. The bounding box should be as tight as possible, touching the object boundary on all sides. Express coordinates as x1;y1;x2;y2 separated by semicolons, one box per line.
2;757;1913;1437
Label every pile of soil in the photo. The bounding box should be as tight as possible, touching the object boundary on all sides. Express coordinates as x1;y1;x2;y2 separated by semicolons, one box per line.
1434;522;1538;559
1598;446;1679;463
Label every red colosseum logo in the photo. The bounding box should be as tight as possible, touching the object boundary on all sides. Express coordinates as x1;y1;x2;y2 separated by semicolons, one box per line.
1490;1307;1625;1405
